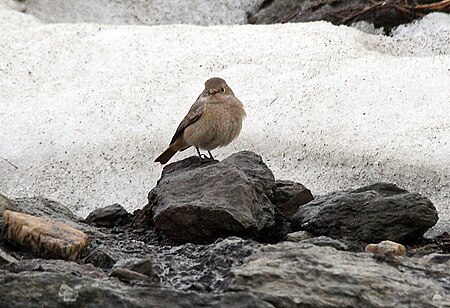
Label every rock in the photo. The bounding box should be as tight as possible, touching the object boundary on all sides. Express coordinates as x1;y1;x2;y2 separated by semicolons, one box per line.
365;240;407;256
271;180;313;219
3;210;89;261
285;230;315;242
0;247;18;265
110;267;152;283
248;0;447;34
113;258;156;280
291;183;438;247
300;236;349;251
85;204;131;227
0;193;20;215
0;259;271;308
11;197;87;231
141;151;276;243
230;241;450;307
83;247;118;270
0;193;20;240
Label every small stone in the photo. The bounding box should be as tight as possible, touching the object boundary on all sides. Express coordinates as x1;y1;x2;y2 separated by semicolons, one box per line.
272;180;314;219
3;210;88;261
85;204;131;227
110;267;152;283
58;284;79;302
0;247;18;265
285;231;315;242
365;240;407;256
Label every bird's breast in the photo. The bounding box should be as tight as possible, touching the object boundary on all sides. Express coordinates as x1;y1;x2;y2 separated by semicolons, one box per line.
184;99;245;150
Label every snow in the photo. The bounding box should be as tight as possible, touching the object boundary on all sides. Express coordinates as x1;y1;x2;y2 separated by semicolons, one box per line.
0;5;449;236
4;0;264;26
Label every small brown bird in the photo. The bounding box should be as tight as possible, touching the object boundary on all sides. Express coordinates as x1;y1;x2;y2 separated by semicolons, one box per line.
155;77;246;164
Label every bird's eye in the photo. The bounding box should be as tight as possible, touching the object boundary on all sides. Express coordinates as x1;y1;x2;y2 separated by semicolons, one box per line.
220;87;225;93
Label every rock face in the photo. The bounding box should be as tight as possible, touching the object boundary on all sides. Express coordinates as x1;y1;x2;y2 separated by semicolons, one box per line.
0;259;270;308
230;242;450;307
248;0;449;33
143;151;277;243
291;182;438;246
3;210;89;261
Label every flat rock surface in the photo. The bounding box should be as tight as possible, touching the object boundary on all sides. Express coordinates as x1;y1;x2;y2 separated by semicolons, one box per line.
230;242;450;307
0;3;448;237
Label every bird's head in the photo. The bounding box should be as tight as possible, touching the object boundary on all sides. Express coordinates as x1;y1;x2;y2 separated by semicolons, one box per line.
203;77;234;97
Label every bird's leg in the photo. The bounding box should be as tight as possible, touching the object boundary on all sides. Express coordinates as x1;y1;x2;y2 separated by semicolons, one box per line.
195;147;209;160
207;150;214;160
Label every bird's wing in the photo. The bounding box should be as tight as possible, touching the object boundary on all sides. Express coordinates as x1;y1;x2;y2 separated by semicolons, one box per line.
169;98;205;145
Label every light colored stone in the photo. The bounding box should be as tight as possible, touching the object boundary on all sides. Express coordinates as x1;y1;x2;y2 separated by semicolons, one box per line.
0;247;18;265
3;210;88;261
365;240;407;256
285;231;315;242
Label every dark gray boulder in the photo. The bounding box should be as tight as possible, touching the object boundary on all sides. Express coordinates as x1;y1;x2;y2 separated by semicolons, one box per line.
291;182;438;246
85;203;131;227
142;151;276;243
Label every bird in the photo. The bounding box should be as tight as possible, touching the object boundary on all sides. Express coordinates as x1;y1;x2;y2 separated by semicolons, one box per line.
155;77;245;165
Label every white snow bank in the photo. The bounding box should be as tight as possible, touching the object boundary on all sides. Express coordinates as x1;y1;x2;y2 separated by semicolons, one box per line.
0;8;449;235
4;0;264;26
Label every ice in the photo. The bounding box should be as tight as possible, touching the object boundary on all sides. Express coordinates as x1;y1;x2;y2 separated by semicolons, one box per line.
0;6;449;235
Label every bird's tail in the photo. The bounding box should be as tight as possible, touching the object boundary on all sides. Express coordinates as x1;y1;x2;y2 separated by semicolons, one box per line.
154;146;177;164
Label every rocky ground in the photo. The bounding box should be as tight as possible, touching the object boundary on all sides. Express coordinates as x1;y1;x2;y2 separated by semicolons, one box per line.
1;151;449;307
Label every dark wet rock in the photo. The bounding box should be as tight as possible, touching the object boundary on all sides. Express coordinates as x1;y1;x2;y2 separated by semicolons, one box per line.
139;151;276;243
113;258;156;280
230;241;450;307
291;182;438;248
110;267;153;284
0;259;272;308
83;247;118;270
85;204;132;227
271;180;313;218
249;0;449;34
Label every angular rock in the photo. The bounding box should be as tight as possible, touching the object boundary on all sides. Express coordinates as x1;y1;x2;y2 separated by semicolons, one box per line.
3;210;89;261
83;247;118;270
291;183;438;246
271;180;313;219
85;204;131;227
0;259;271;308
0;247;18;265
142;151;276;243
113;258;156;280
110;267;152;283
365;240;407;256
230;242;450;307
